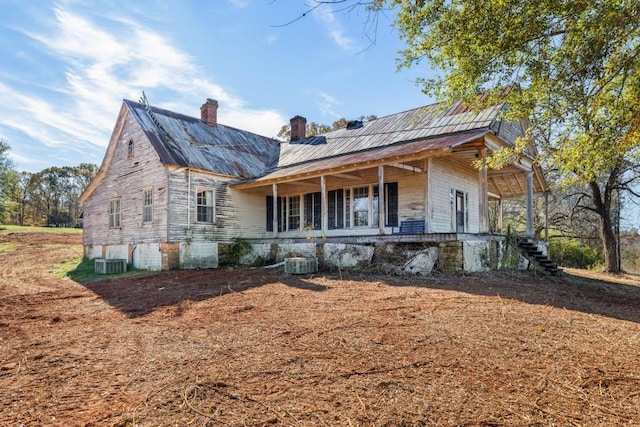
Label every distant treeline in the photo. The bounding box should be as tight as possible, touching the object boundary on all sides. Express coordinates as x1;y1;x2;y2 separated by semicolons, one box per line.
1;162;98;227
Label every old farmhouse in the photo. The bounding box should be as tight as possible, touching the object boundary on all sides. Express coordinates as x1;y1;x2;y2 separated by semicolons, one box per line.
79;95;548;273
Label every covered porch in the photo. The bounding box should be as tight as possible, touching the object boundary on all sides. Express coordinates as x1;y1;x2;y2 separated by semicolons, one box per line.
233;130;548;241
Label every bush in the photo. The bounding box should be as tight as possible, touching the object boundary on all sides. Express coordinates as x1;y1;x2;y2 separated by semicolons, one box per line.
549;239;602;269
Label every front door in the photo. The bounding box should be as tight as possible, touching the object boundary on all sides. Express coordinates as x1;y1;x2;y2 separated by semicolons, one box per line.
456;191;465;232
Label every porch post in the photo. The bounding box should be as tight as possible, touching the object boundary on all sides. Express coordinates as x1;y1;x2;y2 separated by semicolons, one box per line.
425;158;431;233
478;146;489;233
321;175;327;235
526;170;534;238
498;198;503;234
544;191;549;242
272;183;278;235
378;165;385;234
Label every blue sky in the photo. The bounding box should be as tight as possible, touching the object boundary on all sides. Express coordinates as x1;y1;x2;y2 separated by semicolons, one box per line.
0;0;430;173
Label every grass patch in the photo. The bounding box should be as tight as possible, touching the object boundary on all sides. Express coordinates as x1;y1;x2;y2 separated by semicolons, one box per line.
0;242;17;252
0;224;83;235
66;257;147;282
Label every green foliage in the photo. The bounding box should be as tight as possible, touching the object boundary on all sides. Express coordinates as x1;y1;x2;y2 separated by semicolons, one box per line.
0;162;98;226
375;0;640;272
226;238;253;265
549;239;602;269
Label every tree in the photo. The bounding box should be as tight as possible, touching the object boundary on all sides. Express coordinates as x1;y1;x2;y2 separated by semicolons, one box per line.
364;0;640;273
276;115;377;140
0;140;17;224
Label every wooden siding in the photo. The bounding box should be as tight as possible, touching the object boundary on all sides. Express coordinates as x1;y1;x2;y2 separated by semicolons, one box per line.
429;156;480;233
82;111;169;247
491;119;525;147
166;170;271;242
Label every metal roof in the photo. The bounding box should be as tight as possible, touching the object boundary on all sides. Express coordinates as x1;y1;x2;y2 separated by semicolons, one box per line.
277;100;503;168
125;100;281;179
236;130;489;187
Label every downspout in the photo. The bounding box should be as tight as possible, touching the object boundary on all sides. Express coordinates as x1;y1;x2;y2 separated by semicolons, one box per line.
187;168;191;234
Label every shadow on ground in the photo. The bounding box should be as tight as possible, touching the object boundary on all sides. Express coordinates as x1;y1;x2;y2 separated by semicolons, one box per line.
371;269;640;324
78;264;640;323
78;267;327;318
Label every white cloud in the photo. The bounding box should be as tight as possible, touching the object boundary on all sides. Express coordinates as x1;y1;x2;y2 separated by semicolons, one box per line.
228;0;249;7
314;8;356;51
0;3;285;170
316;91;341;119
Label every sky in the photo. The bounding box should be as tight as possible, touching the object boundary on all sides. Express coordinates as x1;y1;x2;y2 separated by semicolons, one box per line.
0;0;431;173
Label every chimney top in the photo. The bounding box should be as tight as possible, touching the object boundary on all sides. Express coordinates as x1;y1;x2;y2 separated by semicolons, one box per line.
201;99;219;125
290;115;307;141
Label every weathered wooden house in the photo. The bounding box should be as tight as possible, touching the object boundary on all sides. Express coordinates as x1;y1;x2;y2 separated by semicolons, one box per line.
80;96;548;273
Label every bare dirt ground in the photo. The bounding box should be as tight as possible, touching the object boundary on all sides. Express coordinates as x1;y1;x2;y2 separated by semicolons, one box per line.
1;230;640;426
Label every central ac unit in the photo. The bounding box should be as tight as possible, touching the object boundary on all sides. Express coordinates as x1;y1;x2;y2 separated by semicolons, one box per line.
284;257;318;274
95;258;127;274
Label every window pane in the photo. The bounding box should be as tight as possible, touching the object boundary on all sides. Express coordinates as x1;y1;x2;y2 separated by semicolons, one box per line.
143;189;153;222
353;187;368;227
109;199;121;228
196;190;214;223
288;195;300;230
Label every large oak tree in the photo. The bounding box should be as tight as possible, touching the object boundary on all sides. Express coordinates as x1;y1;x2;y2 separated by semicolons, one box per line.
362;0;640;272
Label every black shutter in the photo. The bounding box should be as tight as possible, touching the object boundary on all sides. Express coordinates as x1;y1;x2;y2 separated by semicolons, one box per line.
385;182;398;227
304;193;313;229
313;192;321;229
277;197;284;232
266;196;273;231
336;189;344;229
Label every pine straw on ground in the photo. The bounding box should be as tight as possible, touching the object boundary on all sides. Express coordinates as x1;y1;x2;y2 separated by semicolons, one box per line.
1;231;640;426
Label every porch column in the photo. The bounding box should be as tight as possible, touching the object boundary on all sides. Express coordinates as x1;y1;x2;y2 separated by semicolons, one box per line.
526;170;534;238
498;198;503;234
544;191;549;242
425;158;431;232
321;175;327;235
378;165;385;234
478;146;489;233
272;183;278;235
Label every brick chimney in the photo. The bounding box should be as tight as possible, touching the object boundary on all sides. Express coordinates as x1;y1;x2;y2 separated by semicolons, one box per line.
290;115;307;141
200;99;219;125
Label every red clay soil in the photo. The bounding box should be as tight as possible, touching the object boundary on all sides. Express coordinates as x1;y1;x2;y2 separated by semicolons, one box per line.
1;230;640;426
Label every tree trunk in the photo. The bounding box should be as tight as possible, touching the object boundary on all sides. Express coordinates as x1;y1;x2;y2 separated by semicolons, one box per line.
599;212;619;273
590;180;620;273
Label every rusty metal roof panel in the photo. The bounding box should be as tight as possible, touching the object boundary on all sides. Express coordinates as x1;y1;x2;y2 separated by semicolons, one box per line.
125;100;280;178
277;102;502;168
242;130;488;185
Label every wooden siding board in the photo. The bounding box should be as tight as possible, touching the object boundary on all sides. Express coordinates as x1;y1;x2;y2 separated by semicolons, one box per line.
82;112;169;247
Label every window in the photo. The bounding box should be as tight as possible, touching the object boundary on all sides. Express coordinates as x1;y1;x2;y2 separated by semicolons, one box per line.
266;196;285;232
304;192;321;230
385;182;399;227
109;198;121;228
353;186;369;227
197;189;214;223
127;139;134;158
452;189;468;232
288;195;300;230
328;189;344;230
143;189;153;223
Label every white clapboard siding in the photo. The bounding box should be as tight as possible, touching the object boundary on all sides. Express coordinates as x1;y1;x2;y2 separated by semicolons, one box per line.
82;112;169;249
167;170;271;242
429;156;479;233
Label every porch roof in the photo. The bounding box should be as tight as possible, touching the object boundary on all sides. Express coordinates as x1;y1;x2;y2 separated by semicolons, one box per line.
233;130;488;189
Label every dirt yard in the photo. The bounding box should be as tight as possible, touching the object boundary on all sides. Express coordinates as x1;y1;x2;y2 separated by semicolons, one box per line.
1;230;640;426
